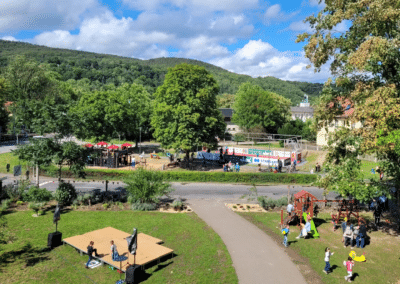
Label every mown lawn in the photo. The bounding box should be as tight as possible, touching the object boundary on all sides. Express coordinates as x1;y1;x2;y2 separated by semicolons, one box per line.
0;209;237;284
238;212;400;284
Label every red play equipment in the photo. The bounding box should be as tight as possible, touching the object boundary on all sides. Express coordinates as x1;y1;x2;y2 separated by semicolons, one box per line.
281;190;366;227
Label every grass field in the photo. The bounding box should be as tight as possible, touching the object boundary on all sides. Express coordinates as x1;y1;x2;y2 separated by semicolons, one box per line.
238;212;400;284
0;209;237;284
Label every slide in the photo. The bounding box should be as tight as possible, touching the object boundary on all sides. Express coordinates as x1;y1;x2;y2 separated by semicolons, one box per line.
302;212;320;238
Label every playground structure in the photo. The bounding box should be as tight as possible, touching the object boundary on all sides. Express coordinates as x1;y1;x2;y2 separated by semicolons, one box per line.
281;190;366;238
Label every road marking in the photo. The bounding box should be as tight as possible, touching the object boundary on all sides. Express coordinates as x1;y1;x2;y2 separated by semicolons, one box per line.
39;181;52;186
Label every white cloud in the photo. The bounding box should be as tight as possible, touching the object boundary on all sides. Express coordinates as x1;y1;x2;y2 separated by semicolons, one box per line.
177;35;229;59
264;4;298;25
287;20;314;33
31;11;173;59
0;0;98;32
122;0;258;12
210;39;331;82
1;36;17;41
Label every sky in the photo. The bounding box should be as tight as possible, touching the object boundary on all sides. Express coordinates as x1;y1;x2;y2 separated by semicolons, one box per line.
0;0;344;83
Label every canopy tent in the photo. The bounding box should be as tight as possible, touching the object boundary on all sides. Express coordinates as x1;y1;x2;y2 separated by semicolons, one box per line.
97;141;108;146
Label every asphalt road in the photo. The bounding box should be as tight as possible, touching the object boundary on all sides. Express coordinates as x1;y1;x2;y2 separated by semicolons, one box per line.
2;176;339;201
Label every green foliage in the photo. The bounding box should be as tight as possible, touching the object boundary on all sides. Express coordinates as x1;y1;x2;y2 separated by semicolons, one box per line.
233;133;246;143
28;202;45;215
172;199;184;210
54;182;77;205
151;63;225;154
131;201;157;211
1;199;12;210
0;77;9;132
277;119;316;142
316;129;385;202
102;203;109;209
124;168;174;204
23;186;52;203
53;141;87;179
232;82;291;133
298;0;400;203
70;83;151;141
2;179;30;201
16;201;23;206
257;196;287;209
161;171;317;184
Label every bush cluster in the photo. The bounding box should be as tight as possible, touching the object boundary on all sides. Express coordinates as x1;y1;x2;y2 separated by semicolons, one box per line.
131;201;157;211
23;186;53;203
257;196;288;209
54;182;77;205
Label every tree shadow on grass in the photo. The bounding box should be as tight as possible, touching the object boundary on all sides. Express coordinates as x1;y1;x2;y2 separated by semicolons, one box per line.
133;253;176;283
0;243;50;271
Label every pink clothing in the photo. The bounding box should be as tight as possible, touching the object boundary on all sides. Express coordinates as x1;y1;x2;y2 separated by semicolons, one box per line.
346;261;354;272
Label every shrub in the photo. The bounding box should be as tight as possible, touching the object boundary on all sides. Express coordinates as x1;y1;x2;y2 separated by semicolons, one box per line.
131;201;157;211
123;168;174;204
1;199;12;210
16;201;24;206
2;179;30;201
83;193;93;205
28;202;45;215
257;196;276;209
275;197;288;207
54;182;77;205
172;199;183;210
102;203;110;209
23;186;53;203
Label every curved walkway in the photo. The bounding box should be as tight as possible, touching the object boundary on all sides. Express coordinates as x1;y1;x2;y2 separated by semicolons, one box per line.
188;198;307;284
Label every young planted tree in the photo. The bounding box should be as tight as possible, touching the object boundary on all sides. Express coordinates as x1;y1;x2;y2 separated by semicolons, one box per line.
151;63;225;158
298;0;400;202
12;138;57;186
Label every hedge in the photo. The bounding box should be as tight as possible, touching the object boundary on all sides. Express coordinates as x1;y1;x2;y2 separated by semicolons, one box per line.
159;171;317;184
39;164;317;185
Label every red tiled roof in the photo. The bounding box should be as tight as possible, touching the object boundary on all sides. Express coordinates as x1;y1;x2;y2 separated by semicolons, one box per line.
328;97;354;117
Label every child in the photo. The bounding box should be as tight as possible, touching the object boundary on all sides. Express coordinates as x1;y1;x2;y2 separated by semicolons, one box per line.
110;240;119;261
323;247;334;274
342;222;353;248
331;215;339;231
282;224;290;247
344;257;355;282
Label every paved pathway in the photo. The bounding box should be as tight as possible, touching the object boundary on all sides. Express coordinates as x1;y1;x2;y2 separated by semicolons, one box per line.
188;198;307;284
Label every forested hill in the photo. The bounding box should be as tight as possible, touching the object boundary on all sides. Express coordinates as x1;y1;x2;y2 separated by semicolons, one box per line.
0;40;323;105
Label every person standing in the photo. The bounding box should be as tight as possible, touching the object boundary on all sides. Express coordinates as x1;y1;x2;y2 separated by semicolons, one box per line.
374;207;382;228
323;247;334;274
282;224;290;247
287;202;294;216
110;240;119;261
131;157;136;169
85;241;99;269
342;223;354;248
344;257;355;282
235;163;240;172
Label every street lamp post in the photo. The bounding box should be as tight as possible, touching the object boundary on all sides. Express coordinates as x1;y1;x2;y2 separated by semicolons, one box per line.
139;127;142;155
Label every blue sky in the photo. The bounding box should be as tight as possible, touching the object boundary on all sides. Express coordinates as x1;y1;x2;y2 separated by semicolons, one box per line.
0;0;342;83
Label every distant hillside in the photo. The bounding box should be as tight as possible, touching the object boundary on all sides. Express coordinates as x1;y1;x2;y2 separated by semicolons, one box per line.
0;40;323;105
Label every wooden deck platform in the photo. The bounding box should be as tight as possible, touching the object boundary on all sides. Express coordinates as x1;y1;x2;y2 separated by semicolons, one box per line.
63;227;174;272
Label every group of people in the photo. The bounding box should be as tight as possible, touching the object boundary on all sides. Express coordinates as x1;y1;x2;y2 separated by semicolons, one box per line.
281;223;358;282
223;161;240;172
341;220;367;249
85;240;124;269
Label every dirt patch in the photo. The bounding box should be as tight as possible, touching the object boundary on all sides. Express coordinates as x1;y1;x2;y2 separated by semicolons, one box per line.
225;203;267;213
239;213;324;284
